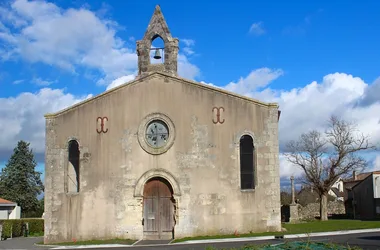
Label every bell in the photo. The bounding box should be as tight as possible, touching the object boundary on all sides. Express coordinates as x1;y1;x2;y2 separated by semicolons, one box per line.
153;49;161;59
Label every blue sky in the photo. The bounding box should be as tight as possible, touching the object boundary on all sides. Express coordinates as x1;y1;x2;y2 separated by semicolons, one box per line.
2;0;380;97
1;0;380;189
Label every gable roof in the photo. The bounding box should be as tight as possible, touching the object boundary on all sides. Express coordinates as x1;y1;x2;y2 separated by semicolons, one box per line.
343;172;372;189
344;171;380;193
44;71;279;118
345;172;372;182
0;198;16;206
330;187;344;197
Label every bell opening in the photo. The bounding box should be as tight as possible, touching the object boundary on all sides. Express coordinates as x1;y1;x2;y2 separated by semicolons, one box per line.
150;36;165;64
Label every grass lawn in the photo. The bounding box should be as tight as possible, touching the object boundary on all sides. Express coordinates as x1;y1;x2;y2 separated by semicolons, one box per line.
172;219;380;243
29;232;44;237
283;220;380;234
37;238;136;246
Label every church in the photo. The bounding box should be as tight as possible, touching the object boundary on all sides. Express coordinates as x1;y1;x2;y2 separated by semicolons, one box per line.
43;5;282;244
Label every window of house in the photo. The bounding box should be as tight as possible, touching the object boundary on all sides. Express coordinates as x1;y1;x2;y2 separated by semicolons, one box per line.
240;135;255;190
68;140;80;192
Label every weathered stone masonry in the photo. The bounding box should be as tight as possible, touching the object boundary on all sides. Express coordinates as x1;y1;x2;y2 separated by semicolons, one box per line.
43;5;282;244
136;5;179;78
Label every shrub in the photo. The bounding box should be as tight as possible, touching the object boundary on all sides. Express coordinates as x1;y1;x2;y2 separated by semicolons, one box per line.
0;218;44;239
0;220;12;239
23;218;44;235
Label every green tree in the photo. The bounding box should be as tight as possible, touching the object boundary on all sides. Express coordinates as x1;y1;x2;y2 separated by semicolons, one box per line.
0;140;44;216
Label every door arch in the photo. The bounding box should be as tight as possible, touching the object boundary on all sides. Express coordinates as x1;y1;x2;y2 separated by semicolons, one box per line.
143;177;175;240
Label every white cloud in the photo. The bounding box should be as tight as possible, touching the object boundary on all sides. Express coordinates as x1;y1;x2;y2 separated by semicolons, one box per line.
12;79;24;84
374;156;380;170
0;0;200;87
183;47;195;56
279;154;304;179
32;77;56;86
180;39;196;56
249;22;265;36
0;88;91;154
0;0;137;85
221;70;380;151
224;68;284;95
181;39;195;47
106;74;136;90
357;77;380;107
177;54;200;80
202;69;380;179
272;73;379;151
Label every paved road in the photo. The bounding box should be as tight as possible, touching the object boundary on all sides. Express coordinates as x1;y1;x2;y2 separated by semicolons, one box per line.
0;236;43;249
1;232;379;250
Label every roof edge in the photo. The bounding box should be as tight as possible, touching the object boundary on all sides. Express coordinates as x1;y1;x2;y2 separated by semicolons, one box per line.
44;71;279;118
0;203;17;206
44;74;147;118
352;172;374;190
160;72;279;108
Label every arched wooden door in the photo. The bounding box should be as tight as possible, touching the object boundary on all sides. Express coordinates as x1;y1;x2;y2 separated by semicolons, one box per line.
143;178;175;240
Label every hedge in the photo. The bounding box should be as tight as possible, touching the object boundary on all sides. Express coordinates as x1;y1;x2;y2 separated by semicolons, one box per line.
0;218;44;239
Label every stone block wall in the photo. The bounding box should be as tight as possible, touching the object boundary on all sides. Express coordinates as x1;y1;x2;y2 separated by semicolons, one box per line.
298;201;346;220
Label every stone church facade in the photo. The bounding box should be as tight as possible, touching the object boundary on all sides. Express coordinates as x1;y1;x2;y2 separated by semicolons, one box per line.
43;5;281;244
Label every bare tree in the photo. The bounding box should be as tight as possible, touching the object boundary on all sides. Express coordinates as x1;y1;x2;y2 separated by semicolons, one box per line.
284;115;376;221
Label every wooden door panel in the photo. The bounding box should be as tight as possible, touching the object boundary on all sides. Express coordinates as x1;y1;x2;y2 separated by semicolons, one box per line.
160;197;173;232
143;197;159;232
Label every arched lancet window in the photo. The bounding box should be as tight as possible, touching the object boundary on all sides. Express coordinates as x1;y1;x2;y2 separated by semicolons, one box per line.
68;140;80;192
240;135;255;190
150;35;165;64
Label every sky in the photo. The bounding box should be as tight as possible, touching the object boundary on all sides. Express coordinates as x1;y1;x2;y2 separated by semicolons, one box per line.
1;0;380;190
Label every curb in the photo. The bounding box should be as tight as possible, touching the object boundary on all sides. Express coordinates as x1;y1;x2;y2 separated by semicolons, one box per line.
283;228;380;239
176;228;380;244
48;244;131;249
177;236;276;244
34;243;69;248
35;243;59;247
34;242;132;249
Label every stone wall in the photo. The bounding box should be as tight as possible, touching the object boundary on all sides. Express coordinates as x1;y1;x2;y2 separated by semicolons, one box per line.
44;72;282;244
298;201;346;220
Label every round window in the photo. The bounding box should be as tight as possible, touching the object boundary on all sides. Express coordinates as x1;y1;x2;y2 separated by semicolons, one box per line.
145;120;169;148
137;113;176;155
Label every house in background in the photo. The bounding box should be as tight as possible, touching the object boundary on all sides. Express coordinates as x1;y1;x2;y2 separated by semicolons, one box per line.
296;176;345;205
328;177;345;201
344;171;380;219
0;198;21;219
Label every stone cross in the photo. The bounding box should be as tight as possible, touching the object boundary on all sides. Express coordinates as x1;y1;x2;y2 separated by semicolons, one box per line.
290;175;295;204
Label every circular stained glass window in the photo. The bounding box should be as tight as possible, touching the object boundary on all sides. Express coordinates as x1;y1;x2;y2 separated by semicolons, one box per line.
145;120;169;148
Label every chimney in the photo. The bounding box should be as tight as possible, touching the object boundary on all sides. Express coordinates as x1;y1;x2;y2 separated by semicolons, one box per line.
353;171;356;181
